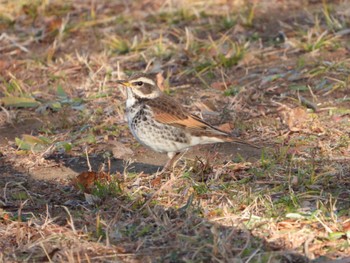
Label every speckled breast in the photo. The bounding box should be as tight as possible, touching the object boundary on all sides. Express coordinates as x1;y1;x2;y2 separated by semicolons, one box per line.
128;105;190;153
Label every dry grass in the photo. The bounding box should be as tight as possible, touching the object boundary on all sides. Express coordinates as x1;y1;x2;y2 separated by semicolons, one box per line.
1;0;350;262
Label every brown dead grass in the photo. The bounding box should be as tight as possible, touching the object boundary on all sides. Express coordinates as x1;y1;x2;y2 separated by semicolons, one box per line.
1;0;350;262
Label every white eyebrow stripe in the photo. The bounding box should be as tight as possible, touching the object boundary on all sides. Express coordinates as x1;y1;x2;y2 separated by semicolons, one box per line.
131;77;155;86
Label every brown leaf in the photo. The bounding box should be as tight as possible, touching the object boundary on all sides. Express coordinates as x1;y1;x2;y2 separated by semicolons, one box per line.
72;171;110;192
2;213;10;222
211;82;228;91
230;162;252;171
46;17;63;33
150;176;162;187
239;204;247;211
343;221;350;232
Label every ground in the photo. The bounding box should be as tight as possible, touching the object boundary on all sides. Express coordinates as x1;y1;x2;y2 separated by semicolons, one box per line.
0;0;349;262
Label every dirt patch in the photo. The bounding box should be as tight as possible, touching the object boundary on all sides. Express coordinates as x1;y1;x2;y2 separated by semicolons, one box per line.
0;118;43;145
1;0;349;262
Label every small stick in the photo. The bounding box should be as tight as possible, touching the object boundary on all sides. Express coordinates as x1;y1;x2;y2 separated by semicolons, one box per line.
85;147;92;172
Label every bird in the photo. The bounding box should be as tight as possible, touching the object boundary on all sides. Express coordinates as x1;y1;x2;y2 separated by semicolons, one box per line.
117;72;258;170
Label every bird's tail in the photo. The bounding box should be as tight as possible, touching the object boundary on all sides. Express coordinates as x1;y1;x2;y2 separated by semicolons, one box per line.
207;124;260;149
224;136;261;149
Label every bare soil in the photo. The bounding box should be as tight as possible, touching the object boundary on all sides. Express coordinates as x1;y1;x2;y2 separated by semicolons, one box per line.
1;0;349;262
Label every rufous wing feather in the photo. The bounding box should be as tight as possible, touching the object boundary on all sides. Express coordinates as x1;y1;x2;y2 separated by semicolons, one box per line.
154;112;210;130
147;95;260;148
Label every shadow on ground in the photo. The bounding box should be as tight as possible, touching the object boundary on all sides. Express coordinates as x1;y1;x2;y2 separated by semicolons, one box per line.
38;141;262;180
0;118;262;180
0;158;311;263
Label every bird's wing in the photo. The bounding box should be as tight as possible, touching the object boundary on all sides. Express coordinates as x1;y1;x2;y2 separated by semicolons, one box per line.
145;95;260;148
146;95;228;135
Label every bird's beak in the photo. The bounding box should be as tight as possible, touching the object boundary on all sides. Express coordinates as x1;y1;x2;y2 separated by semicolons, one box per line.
116;80;131;87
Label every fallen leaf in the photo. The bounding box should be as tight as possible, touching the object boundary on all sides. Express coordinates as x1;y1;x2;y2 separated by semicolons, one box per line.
22;134;50;144
2;213;10;222
15;135;50;152
1;96;40;108
211;82;228;91
343;221;350;232
46;17;63;34
229;162;252;171
150;176;162;187
72;171;110;192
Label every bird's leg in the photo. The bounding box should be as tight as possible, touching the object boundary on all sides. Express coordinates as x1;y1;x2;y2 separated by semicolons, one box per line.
162;152;181;172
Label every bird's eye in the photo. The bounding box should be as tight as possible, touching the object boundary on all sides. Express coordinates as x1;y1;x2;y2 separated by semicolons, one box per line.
134;81;143;86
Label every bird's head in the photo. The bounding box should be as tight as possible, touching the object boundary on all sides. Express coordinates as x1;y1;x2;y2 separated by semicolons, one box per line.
117;73;162;99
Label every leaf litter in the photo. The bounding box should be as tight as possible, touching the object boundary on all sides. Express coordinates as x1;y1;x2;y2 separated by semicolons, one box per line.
0;0;350;262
